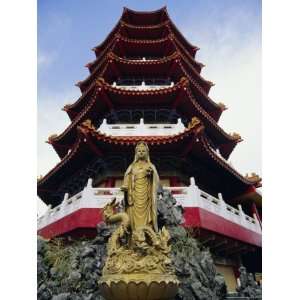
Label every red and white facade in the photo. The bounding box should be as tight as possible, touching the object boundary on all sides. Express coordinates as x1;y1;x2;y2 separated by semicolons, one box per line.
38;177;261;246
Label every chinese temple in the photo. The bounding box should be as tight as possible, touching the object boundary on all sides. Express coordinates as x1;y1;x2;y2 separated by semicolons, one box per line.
37;7;262;292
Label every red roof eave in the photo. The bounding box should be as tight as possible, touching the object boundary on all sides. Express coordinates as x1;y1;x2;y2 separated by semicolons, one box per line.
38;120;259;204
88;33;202;76
52;78;238;158
38;118;204;192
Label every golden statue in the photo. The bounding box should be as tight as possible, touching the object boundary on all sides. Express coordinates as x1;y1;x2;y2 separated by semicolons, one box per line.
121;141;159;232
99;142;178;300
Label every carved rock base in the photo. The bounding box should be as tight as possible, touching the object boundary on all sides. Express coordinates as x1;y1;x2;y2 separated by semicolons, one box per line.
99;273;179;300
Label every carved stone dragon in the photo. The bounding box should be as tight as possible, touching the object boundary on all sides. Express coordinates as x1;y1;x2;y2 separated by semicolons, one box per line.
102;198;130;256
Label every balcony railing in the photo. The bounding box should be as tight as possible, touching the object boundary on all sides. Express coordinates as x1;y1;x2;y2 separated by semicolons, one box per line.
112;80;174;91
165;178;261;234
37;180;124;230
98;118;185;137
116;78;172;86
124;56;162;61
38;178;262;236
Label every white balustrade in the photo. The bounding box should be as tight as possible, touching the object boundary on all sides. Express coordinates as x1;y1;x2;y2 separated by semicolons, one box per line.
99;118;185;137
37;183;124;230
112;81;174;91
164;177;262;234
125;57;160;62
38;177;262;236
138;57;159;61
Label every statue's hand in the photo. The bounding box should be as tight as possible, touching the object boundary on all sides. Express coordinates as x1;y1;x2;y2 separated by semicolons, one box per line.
146;166;153;176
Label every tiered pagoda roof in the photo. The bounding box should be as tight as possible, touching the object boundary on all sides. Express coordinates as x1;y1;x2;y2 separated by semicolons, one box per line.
38;6;261;206
93;7;199;58
89;34;203;78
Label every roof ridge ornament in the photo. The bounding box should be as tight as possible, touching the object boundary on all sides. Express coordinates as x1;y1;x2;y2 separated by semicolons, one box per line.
62;104;71;111
218;102;228;111
81;119;96;131
245;172;262;183
187;116;202;129
107;51;114;59
47;134;58;143
95;77;106;87
230;132;243;142
179;76;189;87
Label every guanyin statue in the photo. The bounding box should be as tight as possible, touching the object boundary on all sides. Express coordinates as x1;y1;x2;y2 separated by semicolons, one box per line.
121;141;159;232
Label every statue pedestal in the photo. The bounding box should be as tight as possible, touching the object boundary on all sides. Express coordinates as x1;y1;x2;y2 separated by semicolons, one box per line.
99;273;178;300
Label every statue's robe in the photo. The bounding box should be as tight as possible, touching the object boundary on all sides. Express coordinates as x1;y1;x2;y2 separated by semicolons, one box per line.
122;161;159;232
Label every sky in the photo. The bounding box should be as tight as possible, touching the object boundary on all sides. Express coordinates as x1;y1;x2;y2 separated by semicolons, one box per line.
37;0;261;214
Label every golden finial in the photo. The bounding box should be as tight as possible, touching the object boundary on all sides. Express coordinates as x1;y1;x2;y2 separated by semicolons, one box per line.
37;175;43;182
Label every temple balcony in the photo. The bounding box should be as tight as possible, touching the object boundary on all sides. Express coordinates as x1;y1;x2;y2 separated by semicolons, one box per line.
112;81;174;91
123;56;162;61
37;178;262;247
112;78;174;91
98;118;185;136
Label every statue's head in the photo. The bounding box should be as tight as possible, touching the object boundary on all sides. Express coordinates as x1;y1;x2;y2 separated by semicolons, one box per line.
134;141;150;162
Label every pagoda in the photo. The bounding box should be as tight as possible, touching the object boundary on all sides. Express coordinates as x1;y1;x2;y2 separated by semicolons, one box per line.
37;7;262;293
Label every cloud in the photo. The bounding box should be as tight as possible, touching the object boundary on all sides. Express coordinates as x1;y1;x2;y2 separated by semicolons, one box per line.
37;88;81;213
180;5;261;176
37;13;76;214
37;88;80;176
38;12;72;71
37;50;57;70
